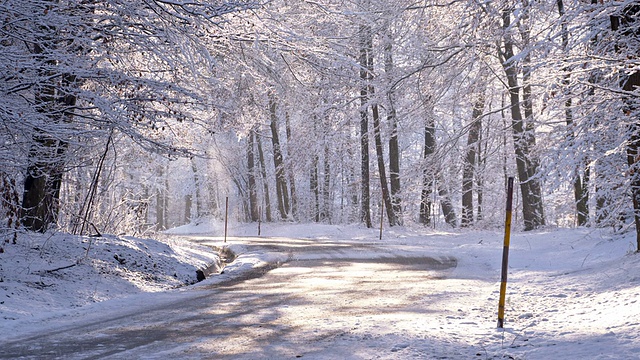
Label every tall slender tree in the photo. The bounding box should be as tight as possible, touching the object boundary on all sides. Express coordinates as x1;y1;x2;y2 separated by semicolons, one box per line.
499;3;545;230
557;0;589;226
359;24;373;228
269;93;291;220
462;92;485;227
247;130;259;222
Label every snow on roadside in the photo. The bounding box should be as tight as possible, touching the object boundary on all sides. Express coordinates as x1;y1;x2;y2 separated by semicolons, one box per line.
0;231;221;323
2;220;640;359
175;221;640;359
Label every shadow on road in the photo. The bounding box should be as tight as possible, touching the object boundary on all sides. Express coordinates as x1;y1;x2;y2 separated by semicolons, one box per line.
0;235;463;359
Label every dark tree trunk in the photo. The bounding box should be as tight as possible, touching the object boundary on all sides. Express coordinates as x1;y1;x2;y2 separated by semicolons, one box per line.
461;95;485;227
155;166;167;231
361;23;397;227
520;3;546;229
256;129;272;222
371;98;398;227
419;113;436;226
476;116;485;222
285;112;298;219
21;21;79;232
21;86;68;232
311;153;320;222
190;158;202;219
345;138;360;223
21;156;63;232
247;130;259;222
359;25;372;228
385;37;402;225
438;175;457;228
184;194;192;224
419;177;433;226
269;94;290;220
1;172;19;243
321;143;331;222
627;121;640;251
595;182;609;226
610;5;640;249
557;0;589;227
500;7;545;230
622;66;640;251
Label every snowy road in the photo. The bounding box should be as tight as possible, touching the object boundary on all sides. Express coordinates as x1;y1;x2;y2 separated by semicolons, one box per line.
0;235;485;359
3;227;640;359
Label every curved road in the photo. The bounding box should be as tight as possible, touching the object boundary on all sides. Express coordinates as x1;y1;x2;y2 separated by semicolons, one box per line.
0;236;470;359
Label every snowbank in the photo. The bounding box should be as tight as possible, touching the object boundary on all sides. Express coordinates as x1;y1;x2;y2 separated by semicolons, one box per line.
0;231;220;322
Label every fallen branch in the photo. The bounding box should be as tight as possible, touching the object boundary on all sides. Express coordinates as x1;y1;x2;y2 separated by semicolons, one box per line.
46;263;77;273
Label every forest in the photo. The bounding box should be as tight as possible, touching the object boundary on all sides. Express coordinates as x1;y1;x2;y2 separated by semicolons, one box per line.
1;0;639;248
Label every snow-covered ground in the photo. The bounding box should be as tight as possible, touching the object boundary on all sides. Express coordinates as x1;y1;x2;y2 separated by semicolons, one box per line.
0;231;223;322
1;221;639;359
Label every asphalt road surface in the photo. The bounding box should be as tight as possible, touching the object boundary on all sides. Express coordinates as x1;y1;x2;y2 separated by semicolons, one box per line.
1;236;463;359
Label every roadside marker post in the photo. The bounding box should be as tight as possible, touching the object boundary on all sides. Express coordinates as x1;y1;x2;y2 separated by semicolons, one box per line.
497;176;514;329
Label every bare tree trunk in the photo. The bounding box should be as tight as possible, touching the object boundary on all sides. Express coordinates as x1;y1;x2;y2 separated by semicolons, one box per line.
502;93;509;192
346;137;360;223
612;5;640;249
256;129;272;222
1;172;19;243
247;130;259;222
231;176;249;222
360;22;397;227
21;71;74;232
476;117;485;222
438;175;457;228
419;111;436;226
190;158;202;219
627;120;640;251
143;186;150;227
311;153;320;222
269;93;290;220
156;177;164;231
155;166;167;231
164;167;169;228
184;194;192;224
461;94;485;227
559;0;589;225
385;36;402;225
285;112;298;219
419;99;456;227
322;142;331;222
359;25;373;228
206;176;220;219
21;144;66;232
519;2;546;228
371;99;398;226
500;6;545;230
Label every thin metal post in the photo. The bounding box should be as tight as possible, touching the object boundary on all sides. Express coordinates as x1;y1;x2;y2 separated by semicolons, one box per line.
224;197;229;243
498;177;514;328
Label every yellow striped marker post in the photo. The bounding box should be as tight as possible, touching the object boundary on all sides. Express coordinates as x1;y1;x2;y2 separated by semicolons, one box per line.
498;176;514;329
